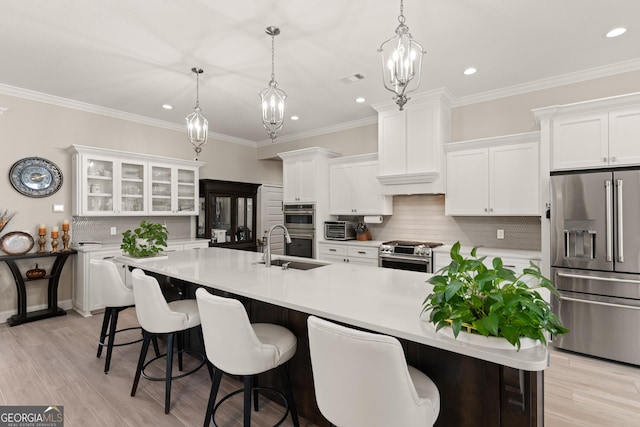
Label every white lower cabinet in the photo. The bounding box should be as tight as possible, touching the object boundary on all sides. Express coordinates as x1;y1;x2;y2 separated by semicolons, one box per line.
318;242;379;267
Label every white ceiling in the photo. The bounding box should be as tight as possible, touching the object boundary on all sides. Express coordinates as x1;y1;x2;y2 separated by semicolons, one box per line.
2;0;640;145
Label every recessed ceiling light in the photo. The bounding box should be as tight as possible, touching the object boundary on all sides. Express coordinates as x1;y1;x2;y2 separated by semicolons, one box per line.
291;115;299;121
606;27;627;38
463;67;477;76
162;104;173;110
355;97;366;103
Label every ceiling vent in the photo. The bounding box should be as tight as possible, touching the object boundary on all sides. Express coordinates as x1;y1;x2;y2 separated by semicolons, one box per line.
339;73;365;84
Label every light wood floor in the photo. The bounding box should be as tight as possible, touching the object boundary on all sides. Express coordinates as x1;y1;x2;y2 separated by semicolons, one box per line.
0;310;639;426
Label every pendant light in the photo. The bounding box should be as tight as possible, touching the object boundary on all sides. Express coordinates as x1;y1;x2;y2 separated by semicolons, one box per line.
186;67;208;160
259;26;287;142
378;0;426;110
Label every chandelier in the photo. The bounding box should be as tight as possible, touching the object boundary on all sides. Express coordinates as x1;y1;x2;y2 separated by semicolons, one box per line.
186;67;208;160
378;0;426;110
259;26;287;142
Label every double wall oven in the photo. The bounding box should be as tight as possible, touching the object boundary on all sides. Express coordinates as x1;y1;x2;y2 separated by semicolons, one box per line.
283;204;315;258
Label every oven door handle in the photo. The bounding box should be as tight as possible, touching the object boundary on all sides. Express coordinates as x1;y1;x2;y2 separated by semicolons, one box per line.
379;254;430;264
288;234;314;240
558;295;640;311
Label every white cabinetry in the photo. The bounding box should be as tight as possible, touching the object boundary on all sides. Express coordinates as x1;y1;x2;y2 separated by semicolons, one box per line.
551;96;640;170
329;154;392;216
149;163;198;215
279;148;339;204
445;133;540;216
318;241;379;267
372;90;452;195
70;145;202;216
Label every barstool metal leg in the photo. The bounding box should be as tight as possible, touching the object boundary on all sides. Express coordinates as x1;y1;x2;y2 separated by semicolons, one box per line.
165;332;175;414
97;307;111;358
203;368;222;427
131;331;151;396
280;363;300;427
243;375;252;427
177;330;184;371
103;308;120;373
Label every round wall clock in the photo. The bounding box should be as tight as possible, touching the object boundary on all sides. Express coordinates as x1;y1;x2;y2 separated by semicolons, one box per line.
9;157;63;198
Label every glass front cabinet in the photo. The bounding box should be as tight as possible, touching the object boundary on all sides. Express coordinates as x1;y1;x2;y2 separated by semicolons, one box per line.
70;145;202;217
198;179;260;251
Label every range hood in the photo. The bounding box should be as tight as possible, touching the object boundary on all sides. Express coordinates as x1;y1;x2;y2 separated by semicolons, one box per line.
372;89;454;195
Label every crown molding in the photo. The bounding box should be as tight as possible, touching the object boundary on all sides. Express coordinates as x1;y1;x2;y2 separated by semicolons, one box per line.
0;83;257;147
256;115;378;147
453;57;640;107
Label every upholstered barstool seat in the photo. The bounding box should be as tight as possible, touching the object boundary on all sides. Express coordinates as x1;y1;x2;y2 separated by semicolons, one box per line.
195;287;300;427
130;268;209;414
92;259;145;373
307;315;440;427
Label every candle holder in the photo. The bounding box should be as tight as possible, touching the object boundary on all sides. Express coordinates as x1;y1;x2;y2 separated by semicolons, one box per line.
62;229;71;252
37;232;47;253
51;235;59;253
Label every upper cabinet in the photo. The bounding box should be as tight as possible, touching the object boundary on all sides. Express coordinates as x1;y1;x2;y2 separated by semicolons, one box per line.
372;89;453;195
533;93;640;171
70;145;203;216
329;154;392;216
278;147;340;204
445;132;540;216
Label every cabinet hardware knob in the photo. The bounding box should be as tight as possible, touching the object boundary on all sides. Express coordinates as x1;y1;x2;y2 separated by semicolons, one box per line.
603;157;607;162
611;156;616;162
484;208;488;212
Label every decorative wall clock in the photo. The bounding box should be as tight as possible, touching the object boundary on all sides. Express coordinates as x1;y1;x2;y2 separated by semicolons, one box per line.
9;157;63;198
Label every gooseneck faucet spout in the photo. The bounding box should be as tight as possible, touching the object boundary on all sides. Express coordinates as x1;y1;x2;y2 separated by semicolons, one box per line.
265;224;292;267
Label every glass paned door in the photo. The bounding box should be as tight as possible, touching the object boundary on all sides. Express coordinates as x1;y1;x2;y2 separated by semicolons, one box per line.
86;158;114;214
120;161;145;213
151;166;173;213
211;196;231;243
236;197;253;242
177;168;196;213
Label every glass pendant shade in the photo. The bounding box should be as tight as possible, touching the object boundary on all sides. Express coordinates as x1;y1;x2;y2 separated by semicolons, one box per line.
186;67;208;160
260;26;286;142
378;1;425;110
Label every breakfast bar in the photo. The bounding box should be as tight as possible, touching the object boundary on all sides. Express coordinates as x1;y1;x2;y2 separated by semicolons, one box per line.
120;247;547;427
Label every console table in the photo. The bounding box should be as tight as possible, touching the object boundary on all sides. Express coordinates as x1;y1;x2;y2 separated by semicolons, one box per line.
1;250;76;326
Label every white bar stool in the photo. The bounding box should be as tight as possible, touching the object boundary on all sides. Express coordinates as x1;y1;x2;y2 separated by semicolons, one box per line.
307;315;440;427
92;259;158;373
130;268;210;414
195;287;300;427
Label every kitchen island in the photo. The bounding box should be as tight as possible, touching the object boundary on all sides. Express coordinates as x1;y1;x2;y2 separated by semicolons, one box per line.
120;247;546;427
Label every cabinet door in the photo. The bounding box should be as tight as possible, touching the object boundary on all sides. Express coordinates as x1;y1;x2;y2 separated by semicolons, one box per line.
149;164;174;214
283;159;316;203
329;164;354;215
353;162;391;215
378;111;406;176
609;106;640;166
490;143;539;215
119;160;146;215
176;167;198;215
282;160;300;202
552;112;608;170
84;156;116;215
445;149;489;215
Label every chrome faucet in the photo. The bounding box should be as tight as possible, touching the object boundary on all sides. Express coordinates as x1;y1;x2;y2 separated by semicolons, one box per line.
265;224;292;267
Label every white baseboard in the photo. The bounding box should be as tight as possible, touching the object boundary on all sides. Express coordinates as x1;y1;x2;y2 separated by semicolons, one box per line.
0;299;74;324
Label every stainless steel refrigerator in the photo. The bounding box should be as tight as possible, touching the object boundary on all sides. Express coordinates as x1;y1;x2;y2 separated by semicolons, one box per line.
551;170;640;366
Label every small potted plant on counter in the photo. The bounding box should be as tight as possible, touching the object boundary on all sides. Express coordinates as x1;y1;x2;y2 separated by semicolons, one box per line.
422;242;568;350
121;220;168;258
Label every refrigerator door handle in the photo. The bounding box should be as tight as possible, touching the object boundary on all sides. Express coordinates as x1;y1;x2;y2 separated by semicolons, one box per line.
616;179;624;263
556;271;640;285
605;179;613;262
559;295;640;311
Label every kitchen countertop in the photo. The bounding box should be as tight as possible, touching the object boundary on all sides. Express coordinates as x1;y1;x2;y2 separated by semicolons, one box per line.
318;239;384;247
118;247;549;371
71;238;209;253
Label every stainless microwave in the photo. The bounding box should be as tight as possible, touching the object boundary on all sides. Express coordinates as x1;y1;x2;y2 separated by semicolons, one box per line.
324;221;356;240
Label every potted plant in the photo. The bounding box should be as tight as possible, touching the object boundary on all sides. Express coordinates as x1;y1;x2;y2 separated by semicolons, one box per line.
422;242;568;350
121;220;168;258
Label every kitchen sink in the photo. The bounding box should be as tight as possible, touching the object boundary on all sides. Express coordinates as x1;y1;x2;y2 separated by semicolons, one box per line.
254;258;329;270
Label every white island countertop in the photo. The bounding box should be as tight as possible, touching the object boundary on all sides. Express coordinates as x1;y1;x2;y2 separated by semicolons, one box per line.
118;247;548;371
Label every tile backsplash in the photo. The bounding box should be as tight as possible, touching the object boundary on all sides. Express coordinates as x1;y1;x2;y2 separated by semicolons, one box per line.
71;216;192;245
364;195;541;251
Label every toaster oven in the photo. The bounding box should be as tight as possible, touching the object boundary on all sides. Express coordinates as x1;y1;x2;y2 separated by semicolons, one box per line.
324;221;357;240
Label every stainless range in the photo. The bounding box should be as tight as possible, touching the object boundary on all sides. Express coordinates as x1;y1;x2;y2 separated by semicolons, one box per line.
379;241;443;273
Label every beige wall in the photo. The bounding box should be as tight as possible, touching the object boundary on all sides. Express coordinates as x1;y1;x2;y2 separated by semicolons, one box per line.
0;93;278;317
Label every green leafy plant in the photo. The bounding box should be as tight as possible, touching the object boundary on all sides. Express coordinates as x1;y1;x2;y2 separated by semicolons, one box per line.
422;242;568;350
121;220;168;257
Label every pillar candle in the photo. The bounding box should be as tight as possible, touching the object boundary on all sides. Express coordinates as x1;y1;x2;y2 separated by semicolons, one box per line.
51;226;59;238
62;219;69;231
38;224;46;234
